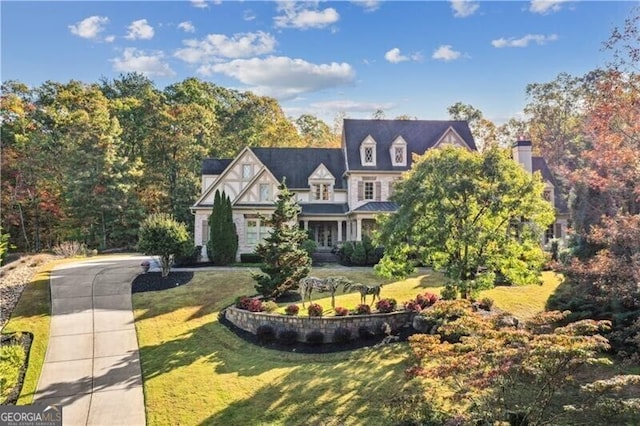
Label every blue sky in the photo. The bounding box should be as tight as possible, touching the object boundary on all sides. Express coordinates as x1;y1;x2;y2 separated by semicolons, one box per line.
1;1;635;124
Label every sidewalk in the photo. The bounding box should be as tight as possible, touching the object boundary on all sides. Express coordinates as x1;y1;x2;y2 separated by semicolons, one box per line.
34;255;148;426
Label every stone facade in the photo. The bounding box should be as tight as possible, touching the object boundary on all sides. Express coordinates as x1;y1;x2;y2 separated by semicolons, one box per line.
225;306;414;343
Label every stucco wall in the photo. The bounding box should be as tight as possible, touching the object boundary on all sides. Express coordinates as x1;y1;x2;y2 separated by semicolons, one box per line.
225;306;413;343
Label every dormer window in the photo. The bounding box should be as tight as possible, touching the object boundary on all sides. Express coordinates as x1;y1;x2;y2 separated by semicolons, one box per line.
313;183;330;201
360;135;377;166
390;136;407;166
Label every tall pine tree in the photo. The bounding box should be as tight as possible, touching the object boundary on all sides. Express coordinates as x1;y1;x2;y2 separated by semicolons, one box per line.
253;180;311;299
207;190;237;265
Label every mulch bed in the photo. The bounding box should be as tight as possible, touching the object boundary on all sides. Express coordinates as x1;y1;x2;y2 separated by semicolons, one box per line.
1;332;33;405
131;272;194;293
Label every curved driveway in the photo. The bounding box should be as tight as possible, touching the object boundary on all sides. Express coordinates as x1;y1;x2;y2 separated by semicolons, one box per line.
34;255;148;426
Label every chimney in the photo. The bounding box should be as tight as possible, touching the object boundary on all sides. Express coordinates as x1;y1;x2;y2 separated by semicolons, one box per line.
512;139;532;174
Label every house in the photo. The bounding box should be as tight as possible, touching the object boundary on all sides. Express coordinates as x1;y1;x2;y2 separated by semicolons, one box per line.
191;119;567;260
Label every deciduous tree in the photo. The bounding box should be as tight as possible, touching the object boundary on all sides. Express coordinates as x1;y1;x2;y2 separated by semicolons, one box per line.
376;146;554;298
137;213;191;277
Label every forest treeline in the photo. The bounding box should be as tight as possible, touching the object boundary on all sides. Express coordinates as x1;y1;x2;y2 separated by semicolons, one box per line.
1;74;339;251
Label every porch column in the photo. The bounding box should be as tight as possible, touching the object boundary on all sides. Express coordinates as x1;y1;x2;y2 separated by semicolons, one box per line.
303;220;309;230
356;218;362;241
337;220;343;242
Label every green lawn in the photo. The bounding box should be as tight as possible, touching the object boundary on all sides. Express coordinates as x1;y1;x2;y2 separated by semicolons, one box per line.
133;267;562;425
1;258;72;404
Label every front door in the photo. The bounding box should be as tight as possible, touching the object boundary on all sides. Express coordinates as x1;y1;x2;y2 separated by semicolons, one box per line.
315;223;333;248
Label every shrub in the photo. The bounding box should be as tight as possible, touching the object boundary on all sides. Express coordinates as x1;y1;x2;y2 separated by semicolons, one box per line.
301;239;317;256
256;325;276;344
440;285;458;300
278;329;299;345
247;299;264;312
333;327;352;344
307;303;323;317
137;213;192;277
336;236;384;266
235;296;252;310
284;304;300;316
376;298;397;313
479;297;494;311
240;253;263;264
53;241;87;258
261;300;279;313
174;245;202;266
306;330;324;345
334;306;349;316
424;292;439;306
358;325;376;339
353;304;371;315
404;300;422;313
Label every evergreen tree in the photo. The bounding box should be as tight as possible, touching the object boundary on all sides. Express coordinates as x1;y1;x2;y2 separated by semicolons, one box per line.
253;180;311;299
207;190;237;265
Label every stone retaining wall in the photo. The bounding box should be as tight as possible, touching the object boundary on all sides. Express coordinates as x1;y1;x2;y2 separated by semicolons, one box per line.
225;306;414;343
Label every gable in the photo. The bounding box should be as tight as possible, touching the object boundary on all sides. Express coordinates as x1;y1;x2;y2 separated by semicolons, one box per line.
234;167;280;205
432;127;471;149
308;163;335;182
194;147;264;207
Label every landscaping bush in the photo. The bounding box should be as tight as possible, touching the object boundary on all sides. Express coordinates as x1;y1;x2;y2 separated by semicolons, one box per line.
479;297;494;311
256;325;276;344
307;303;323;317
261;300;279;313
335;236;384;266
301;239;317;256
353;304;371;315
235;296;252;310
333;327;352;344
284;304;300;316
240;253;263;264
404;300;422;313
247;299;264;312
358;325;376;340
52;241;87;258
137;213;191;277
174;245;202;266
278;329;299;345
376;298;397;313
207;190;237;266
440;285;458;300
334;306;349;317
305;330;324;345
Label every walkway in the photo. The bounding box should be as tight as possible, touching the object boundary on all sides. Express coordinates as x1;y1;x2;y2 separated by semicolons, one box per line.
34;255;148;426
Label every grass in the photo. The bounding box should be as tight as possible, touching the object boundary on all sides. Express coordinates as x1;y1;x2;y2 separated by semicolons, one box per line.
0;258;71;404
133;267;563;425
0;341;26;403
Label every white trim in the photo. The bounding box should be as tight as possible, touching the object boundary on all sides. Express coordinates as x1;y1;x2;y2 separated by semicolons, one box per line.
432;126;472;150
360;135;377;166
390;136;407;166
233;166;280;205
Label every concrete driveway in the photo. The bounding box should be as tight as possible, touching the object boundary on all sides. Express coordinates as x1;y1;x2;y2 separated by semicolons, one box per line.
34;255;149;426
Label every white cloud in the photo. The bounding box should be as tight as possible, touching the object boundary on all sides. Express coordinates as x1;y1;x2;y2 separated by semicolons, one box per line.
384;47;422;64
351;1;381;12
309;99;395;113
529;0;570;14
111;48;175;77
104;35;115;43
198;56;355;100
69;16;109;39
125;19;154;40
174;31;276;64
432;45;462;61
191;0;208;8
243;10;257;21
178;21;195;33
450;0;479;18
274;2;340;29
491;33;558;48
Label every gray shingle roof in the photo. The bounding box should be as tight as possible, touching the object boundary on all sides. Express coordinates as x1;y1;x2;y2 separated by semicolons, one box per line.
202;159;232;175
300;203;349;215
532;157;569;214
251;147;346;189
343;119;477;171
352;202;398;212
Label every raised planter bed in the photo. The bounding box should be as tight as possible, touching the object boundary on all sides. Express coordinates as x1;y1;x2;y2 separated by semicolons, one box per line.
224;306;414;343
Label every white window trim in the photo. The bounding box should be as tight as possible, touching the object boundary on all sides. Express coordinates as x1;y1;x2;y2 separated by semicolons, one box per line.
310;182;333;201
242;164;252;180
245;218;270;246
390;136;407;166
360;135;377;166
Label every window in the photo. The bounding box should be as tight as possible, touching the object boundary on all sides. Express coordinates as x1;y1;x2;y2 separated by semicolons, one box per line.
364;182;374;200
313;183;330;201
543;190;551;201
545;224;554;243
242;164;252;179
394;147;404;164
246;220;258;245
259;183;270;201
364;147;374;164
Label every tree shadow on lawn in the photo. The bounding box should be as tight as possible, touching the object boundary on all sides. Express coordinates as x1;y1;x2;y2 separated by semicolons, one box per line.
199;344;408;425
